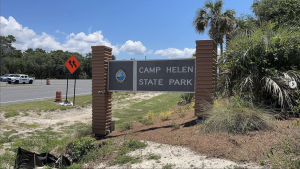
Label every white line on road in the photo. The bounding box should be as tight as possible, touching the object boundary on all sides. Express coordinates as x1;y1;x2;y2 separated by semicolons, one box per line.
0;92;92;104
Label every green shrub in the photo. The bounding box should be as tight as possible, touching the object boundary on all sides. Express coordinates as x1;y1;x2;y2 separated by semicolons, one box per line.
4;111;20;118
178;93;194;105
126;139;147;150
160;111;173;121
171;122;180;130
113;155;139;164
176;107;187;118
73;124;92;139
81;139;118;163
112;139;146;164
162;163;175;169
187;102;195;110
72;137;97;161
120;121;133;132
202;96;275;134
147;153;161;160
140;110;154;125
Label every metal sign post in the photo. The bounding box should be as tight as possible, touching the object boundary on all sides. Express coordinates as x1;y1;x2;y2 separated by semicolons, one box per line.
66;73;69;103
73;73;77;105
64;55;81;105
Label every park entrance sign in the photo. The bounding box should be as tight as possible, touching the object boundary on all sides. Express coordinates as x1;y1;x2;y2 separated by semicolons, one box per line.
108;59;195;92
91;40;216;136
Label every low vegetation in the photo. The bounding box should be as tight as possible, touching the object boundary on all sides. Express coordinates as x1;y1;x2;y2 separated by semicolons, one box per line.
159;111;173;121
147;153;161;160
175;107;187;118
67;139;147;167
119;121;133;132
266;123;300;168
162;163;176;169
0;123;92;168
140;110;154;125
0;93;181;168
114;93;181;128
201;96;275;134
178;93;194;105
0;95;92;115
4;111;20;118
171;122;180;130
71;137;98;161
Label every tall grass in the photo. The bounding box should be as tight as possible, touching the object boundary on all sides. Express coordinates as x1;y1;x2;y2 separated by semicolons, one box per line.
201;96;275;134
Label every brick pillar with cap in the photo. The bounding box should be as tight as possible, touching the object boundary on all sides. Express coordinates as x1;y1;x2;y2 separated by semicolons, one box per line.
194;40;217;118
91;46;112;136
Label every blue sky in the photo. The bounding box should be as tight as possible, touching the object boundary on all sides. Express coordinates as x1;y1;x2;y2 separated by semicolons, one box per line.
1;0;254;60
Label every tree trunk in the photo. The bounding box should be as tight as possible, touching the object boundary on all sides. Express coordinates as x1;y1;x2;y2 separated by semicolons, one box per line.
225;33;231;50
220;42;223;55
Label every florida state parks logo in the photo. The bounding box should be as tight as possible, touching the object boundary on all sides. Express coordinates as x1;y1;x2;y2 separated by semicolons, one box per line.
116;69;126;83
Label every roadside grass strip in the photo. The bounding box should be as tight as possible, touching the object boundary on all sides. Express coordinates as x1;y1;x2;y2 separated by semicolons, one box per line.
113;93;181;128
0;95;92;114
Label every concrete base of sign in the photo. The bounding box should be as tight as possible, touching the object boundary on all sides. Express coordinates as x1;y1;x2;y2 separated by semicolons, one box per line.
59;101;73;106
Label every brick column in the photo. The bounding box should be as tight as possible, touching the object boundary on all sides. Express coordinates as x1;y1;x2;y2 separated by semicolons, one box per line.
195;40;216;118
91;46;112;136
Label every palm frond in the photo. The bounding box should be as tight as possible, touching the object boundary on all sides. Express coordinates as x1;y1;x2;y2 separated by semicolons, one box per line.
240;74;254;92
263;76;284;106
193;9;209;34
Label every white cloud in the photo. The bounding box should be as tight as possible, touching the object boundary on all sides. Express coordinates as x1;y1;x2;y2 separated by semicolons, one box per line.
62;31;120;55
154;48;195;58
55;29;66;35
0;16;36;43
120;40;146;55
88;26;92;34
0;16;119;55
0;16;61;51
16;32;62;52
146;49;153;54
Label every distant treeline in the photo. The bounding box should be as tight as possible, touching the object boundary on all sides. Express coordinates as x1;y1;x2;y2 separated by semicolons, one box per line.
0;35;115;79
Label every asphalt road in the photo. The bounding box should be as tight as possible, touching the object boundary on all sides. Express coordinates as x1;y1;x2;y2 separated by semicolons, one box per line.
0;79;92;106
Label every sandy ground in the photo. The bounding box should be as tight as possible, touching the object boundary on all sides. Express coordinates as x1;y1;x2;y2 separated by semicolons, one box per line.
1;92;262;168
96;140;261;169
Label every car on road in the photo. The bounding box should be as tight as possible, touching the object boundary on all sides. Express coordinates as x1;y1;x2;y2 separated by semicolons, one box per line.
1;74;15;82
7;74;35;84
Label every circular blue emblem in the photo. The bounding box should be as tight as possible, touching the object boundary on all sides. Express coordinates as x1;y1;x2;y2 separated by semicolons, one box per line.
116;69;126;83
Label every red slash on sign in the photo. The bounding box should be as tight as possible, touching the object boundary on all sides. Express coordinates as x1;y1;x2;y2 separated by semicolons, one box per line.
65;55;81;74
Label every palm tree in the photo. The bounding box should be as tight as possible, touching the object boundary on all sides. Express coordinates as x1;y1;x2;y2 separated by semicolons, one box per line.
218;23;300;113
193;0;236;54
